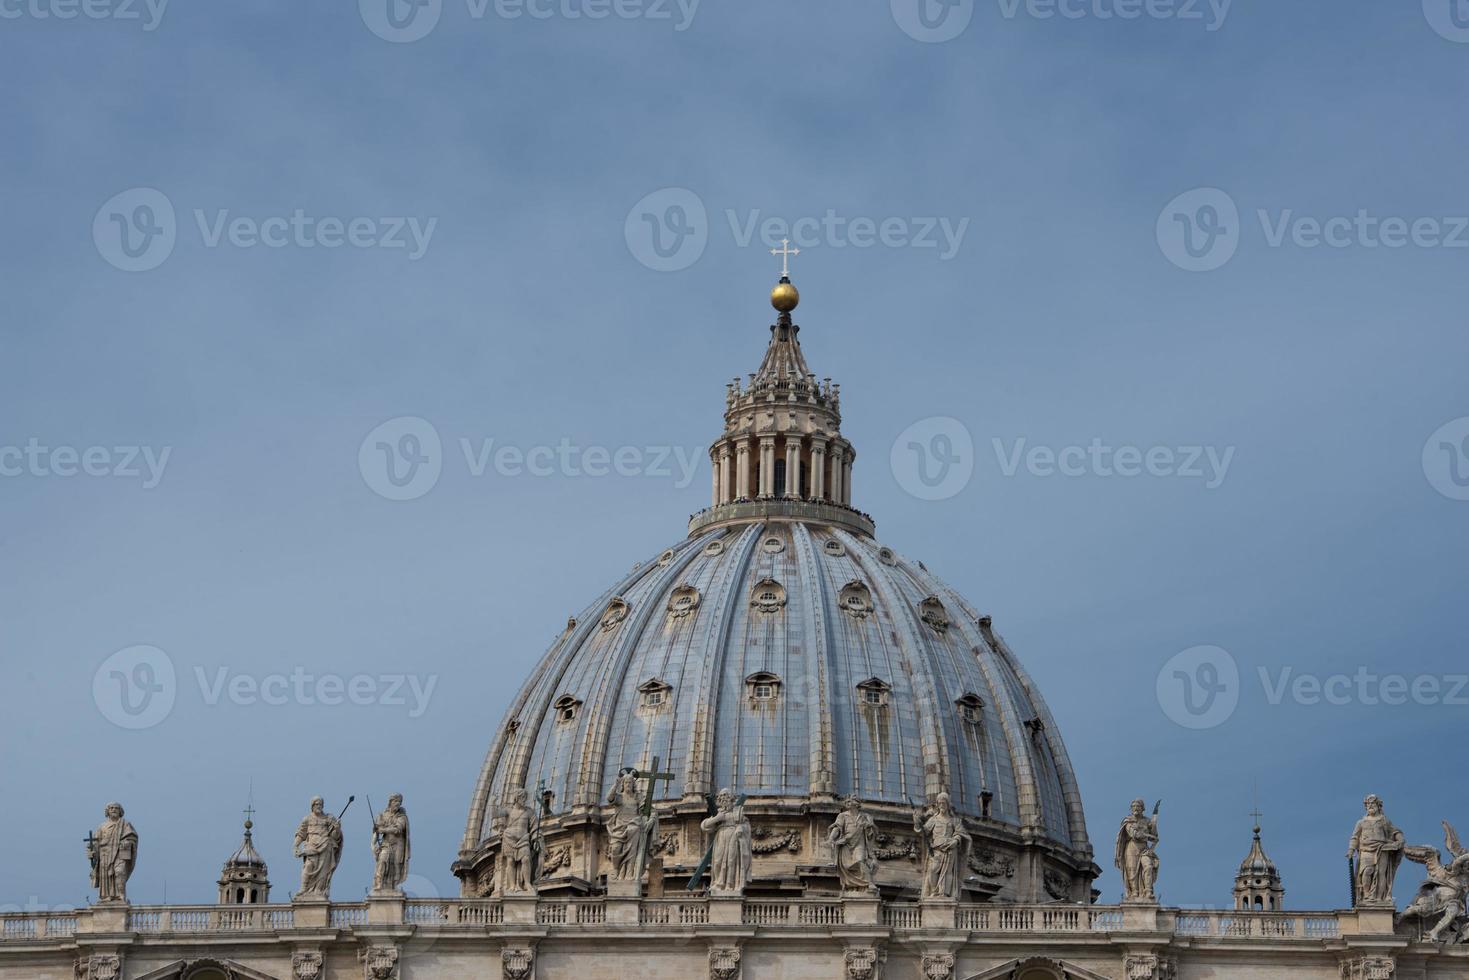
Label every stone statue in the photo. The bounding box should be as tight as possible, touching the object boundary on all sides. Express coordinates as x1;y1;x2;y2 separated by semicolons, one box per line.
87;802;138;903
699;788;752;896
293;797;344;900
371;794;411;894
1116;799;1161;903
498;788;535;894
1399;821;1469;944
913;792;971;900
1349;794;1405;907
828;796;878;893
606;770;657;882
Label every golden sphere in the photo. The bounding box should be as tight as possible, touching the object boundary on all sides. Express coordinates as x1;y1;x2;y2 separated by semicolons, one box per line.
770;278;800;313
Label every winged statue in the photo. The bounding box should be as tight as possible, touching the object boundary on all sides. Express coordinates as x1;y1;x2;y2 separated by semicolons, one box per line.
1398;821;1469;944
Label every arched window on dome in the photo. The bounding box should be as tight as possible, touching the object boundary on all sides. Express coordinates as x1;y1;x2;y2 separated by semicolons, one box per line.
750;578;787;614
553;694;583;725
745;671;782;703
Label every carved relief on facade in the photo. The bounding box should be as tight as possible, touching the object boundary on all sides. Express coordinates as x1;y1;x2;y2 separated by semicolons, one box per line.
844;946;884;980
83;954;121;980
1044;869;1072;900
874;832;918;861
292;951;324;980
969;847;1016;879
709;945;741;980
921;952;955;980
1125;954;1178;980
750;827;802;854
360;945;399;980
1340;955;1395;980
502;947;535;980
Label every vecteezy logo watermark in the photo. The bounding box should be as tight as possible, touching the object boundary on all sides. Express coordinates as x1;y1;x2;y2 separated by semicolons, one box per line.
624;188;708;273
891;417;975;501
891;0;975;42
359;0;444;42
359;0;699;42
1156;187;1240;272
1159;187;1469;272
1423;0;1469;43
358;416;705;501
93;645;439;729
93;188;438;271
0;0;168;30
93;188;177;272
94;645;177;730
1423;417;1469;501
993;438;1235;489
624;189;970;272
0;439;172;488
1156;645;1240;730
359;417;444;501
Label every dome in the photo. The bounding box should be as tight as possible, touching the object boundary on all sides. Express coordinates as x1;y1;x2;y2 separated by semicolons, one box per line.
456;273;1096;902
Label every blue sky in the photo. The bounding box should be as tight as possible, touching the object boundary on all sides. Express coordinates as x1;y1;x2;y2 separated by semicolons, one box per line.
2;0;1468;910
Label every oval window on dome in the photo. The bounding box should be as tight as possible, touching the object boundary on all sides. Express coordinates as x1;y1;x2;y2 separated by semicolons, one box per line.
822;538;846;557
657;548;676;567
762;535;785;554
600;597;630;632
839;580;873;620
667;584;701;621
919;595;950;634
877;546;897;566
750;578;787;614
703;539;725;557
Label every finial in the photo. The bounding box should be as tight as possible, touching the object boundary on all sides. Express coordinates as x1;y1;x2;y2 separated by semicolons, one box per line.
769;239;800;313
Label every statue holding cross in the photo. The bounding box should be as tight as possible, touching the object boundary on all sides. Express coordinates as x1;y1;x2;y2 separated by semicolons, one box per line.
605;757;675;886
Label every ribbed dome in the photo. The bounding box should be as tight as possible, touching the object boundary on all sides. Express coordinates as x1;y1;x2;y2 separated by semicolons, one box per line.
464;521;1088;839
455;273;1096;901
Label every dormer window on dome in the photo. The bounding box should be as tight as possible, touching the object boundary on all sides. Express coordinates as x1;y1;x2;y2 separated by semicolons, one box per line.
554;694;583;724
750;578;787;614
822;538;846;557
638;678;672;710
956;693;985;724
746;671;782;703
856;676;891;708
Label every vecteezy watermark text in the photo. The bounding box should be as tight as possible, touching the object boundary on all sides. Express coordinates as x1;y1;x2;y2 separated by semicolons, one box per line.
93;645;439;730
624;189;969;272
993;437;1235;489
359;0;699;43
1156;645;1469;730
358;416;703;501
93;188;437;272
1158;188;1469;272
0;0;167;30
890;0;1230;44
0;439;171;488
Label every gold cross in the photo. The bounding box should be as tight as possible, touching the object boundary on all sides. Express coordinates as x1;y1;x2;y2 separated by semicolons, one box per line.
771;238;800;278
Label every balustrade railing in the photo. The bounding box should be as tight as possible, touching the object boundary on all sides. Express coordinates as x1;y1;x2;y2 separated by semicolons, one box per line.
0;901;1349;942
1172;911;1341;940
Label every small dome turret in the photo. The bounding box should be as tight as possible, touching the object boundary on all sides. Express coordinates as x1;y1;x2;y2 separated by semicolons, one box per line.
218;809;271;905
